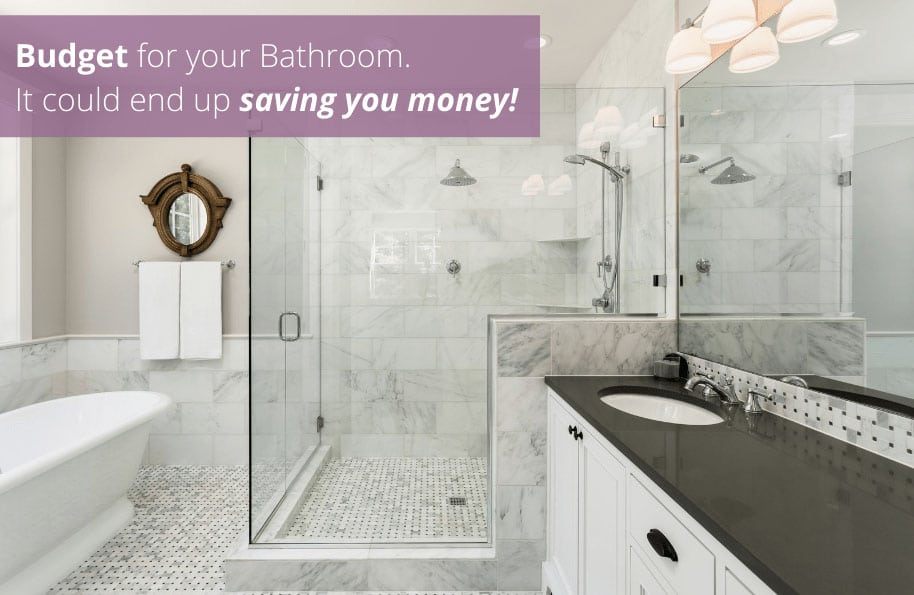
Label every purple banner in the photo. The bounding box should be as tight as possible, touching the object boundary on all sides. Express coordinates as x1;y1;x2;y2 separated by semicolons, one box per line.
0;15;540;137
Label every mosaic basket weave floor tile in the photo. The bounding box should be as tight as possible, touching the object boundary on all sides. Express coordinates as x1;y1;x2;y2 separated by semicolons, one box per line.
49;464;510;594
50;466;247;594
282;457;488;542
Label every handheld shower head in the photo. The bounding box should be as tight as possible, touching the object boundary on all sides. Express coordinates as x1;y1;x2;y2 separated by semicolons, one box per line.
564;154;627;181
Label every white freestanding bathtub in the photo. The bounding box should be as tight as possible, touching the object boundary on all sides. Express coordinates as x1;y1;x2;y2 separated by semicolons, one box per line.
0;391;170;595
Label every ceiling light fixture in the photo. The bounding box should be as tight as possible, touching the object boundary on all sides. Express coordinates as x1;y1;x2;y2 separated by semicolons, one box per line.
664;25;712;74
547;174;573;197
577;122;601;149
539;34;553;48
521;174;545;196
701;0;757;44
777;0;838;43
594;105;624;138
729;26;780;74
822;28;865;47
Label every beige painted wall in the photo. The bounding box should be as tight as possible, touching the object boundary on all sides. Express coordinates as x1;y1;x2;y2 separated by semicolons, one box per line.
65;138;249;335
31;138;67;338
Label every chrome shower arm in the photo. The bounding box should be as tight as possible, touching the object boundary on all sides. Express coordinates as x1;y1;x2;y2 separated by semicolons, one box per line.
698;156;734;174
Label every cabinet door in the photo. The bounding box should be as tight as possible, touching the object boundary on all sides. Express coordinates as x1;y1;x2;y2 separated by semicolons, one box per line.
580;430;626;595
548;398;581;595
629;546;670;595
723;566;776;595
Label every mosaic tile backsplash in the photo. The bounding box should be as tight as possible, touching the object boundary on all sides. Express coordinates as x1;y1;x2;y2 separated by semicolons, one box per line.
682;353;914;470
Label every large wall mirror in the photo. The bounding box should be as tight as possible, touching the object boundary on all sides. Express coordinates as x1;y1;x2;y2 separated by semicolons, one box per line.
678;0;914;408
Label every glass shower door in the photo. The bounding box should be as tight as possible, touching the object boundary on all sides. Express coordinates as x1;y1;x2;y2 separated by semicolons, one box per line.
250;137;321;540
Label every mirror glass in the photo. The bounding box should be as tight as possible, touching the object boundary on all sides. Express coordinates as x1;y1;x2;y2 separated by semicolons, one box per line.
168;192;208;245
678;0;914;407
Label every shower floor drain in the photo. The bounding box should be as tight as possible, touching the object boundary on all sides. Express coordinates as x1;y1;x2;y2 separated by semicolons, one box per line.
448;496;468;506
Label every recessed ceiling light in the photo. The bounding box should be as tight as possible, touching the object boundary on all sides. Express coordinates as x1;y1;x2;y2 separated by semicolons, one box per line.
822;29;866;47
524;34;552;50
828;132;848;139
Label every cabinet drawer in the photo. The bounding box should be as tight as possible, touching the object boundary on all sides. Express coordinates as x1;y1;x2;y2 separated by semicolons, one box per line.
628;475;715;594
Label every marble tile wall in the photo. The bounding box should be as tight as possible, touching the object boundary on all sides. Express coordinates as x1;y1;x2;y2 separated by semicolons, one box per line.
867;334;914;401
492;316;677;589
679;84;855;314
306;87;585;458
575;0;676;317
573;88;668;315
0;338;68;413
0;336;249;466
679;316;866;377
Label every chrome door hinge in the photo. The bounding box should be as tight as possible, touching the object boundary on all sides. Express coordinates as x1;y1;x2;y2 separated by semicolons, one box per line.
837;171;852;187
652;114;667;128
316;175;324;191
316;415;325;432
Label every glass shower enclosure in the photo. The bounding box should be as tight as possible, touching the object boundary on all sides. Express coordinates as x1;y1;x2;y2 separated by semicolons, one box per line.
249;86;667;546
250;138;322;539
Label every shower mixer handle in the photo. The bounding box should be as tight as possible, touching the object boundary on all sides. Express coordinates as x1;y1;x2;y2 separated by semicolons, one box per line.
597;255;613;278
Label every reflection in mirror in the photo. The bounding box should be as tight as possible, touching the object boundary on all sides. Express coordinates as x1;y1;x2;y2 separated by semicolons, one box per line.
678;0;914;405
168;193;208;245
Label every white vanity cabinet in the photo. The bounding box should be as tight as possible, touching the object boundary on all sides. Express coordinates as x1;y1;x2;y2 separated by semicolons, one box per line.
546;394;626;595
544;390;776;595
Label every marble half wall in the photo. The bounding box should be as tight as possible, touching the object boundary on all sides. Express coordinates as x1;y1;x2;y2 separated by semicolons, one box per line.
491;316;676;589
679;316;865;378
0;336;250;466
0;338;68;413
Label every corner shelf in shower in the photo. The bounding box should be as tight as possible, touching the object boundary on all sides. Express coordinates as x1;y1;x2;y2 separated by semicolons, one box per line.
536;235;592;243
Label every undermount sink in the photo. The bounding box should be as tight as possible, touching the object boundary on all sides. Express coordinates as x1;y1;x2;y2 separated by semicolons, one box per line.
600;393;724;425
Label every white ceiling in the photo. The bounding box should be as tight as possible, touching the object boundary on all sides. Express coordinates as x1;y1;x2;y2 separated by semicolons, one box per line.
691;0;914;85
0;0;638;85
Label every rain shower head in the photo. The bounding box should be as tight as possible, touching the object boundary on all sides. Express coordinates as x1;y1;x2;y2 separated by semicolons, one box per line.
680;153;700;164
440;159;477;186
698;157;756;185
564;154;627;181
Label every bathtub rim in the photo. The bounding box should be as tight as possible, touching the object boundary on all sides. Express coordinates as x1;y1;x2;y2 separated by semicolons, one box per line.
0;391;171;495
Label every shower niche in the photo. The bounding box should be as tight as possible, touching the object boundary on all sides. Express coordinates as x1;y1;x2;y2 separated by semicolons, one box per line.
248;86;668;547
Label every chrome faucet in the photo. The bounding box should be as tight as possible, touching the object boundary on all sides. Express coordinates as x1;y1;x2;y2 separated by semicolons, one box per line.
592;288;614;312
684;374;741;407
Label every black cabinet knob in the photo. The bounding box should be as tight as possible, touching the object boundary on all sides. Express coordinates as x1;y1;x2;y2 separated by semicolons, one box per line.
647;529;678;562
574;429;583;440
568;425;575;435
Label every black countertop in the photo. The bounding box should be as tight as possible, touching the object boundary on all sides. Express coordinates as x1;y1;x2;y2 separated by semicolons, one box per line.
545;375;914;595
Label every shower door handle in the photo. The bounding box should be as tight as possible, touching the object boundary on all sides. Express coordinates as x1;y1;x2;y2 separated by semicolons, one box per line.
278;312;301;342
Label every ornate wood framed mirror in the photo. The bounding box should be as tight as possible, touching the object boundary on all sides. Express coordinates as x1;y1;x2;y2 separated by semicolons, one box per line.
140;163;232;256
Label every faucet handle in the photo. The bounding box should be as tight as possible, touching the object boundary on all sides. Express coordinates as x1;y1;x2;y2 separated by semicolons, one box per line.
745;389;767;414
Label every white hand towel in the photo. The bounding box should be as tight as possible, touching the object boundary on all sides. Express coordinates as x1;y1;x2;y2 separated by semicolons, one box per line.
179;261;223;360
139;262;181;360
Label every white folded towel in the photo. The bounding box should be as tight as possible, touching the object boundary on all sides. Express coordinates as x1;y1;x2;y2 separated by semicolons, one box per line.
179;261;223;360
139;262;181;360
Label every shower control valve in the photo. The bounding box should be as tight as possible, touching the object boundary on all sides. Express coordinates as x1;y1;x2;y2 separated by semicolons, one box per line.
445;259;462;277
